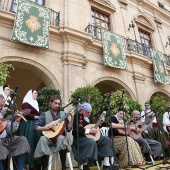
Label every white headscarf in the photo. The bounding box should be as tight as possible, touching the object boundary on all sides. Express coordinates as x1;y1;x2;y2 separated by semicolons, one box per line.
23;90;39;112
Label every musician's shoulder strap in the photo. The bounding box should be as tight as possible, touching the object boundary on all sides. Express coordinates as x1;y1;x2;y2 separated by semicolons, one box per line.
44;110;53;125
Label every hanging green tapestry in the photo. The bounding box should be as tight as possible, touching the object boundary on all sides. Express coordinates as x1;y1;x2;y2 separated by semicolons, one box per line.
103;30;127;69
151;49;169;84
11;0;51;48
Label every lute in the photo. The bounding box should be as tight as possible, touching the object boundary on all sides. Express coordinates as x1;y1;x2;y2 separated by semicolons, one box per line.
42;108;74;141
129;120;147;139
84;111;106;141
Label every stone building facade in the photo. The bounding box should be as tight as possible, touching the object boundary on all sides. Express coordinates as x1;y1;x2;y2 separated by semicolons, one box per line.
0;0;170;108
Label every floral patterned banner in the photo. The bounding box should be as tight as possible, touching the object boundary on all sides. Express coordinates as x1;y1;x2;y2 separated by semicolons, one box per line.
103;30;127;69
11;0;51;48
151;49;169;84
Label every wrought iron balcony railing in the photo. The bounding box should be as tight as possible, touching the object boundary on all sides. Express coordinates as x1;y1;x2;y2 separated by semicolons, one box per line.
85;24;170;66
125;38;152;59
0;0;60;26
85;24;103;41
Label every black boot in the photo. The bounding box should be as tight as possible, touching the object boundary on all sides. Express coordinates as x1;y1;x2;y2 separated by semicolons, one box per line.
144;153;153;165
59;149;67;170
40;155;49;170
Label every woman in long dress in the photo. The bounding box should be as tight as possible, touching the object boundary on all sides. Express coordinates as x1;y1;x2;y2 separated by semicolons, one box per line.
109;108;145;168
18;90;42;170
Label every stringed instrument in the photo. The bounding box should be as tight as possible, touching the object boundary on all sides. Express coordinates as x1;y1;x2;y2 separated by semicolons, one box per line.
117;116;137;135
0;109;31;133
42;108;74;141
117;122;131;135
129;120;147;139
84;111;106;141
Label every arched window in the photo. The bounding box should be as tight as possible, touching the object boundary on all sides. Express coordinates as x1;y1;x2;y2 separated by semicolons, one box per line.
91;8;110;30
86;0;116;40
135;14;155;57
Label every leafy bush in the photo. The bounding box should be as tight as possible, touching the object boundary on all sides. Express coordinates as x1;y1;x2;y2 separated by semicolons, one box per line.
37;87;61;113
150;94;168;121
0;61;13;86
107;89;142;119
70;85;103;116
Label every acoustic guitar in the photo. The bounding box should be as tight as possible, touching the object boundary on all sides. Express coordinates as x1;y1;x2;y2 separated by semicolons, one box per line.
117;116;137;135
117;122;131;135
0;109;31;133
84;111;106;141
129;120;147;139
42;109;74;141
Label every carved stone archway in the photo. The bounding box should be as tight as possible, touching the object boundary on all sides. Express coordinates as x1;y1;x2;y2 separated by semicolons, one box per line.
149;89;170;102
92;77;136;99
1;56;61;110
134;13;155;33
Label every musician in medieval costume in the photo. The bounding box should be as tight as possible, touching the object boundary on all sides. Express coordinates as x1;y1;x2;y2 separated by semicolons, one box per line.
141;102;168;158
0;94;30;170
72;102;114;170
109;108;145;167
132;110;162;164
33;95;74;170
18;90;42;170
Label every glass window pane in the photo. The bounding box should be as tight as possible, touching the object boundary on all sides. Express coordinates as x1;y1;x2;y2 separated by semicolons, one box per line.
11;0;18;13
145;40;149;46
100;14;104;20
38;0;43;5
101;22;105;28
92;17;95;25
105;16;108;22
141;38;145;44
96;19;100;26
140;32;143;37
95;12;99;18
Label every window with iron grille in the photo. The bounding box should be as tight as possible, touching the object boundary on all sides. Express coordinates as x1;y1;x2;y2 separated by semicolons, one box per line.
91;8;110;40
139;29;151;57
11;0;45;13
92;8;110;30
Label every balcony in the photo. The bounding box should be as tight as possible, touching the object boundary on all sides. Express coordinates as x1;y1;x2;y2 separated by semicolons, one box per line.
85;24;170;66
0;0;60;26
125;38;152;59
85;24;103;41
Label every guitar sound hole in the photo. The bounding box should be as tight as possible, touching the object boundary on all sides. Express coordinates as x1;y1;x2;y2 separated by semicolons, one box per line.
138;125;142;129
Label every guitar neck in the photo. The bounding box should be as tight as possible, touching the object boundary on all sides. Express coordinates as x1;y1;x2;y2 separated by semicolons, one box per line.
58;111;70;123
93;117;102;129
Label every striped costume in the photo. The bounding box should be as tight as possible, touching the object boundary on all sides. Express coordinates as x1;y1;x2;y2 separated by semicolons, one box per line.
0;112;30;160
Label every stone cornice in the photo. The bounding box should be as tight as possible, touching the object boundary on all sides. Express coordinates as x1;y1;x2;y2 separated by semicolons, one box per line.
137;0;170;20
61;50;88;69
88;0;116;13
133;74;146;83
118;0;128;10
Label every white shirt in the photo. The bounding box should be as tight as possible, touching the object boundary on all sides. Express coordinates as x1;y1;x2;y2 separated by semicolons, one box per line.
163;112;170;133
